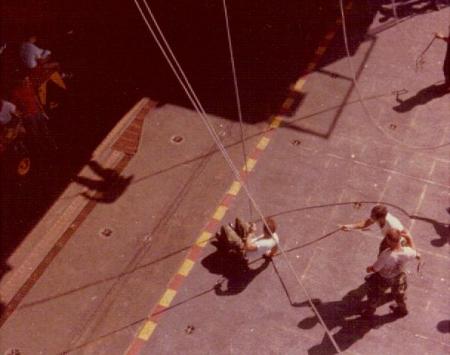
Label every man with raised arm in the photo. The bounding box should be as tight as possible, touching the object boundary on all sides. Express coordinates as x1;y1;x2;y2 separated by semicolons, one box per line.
339;204;414;255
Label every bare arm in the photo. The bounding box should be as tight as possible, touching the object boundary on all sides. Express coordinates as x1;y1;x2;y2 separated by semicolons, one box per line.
339;218;375;231
400;229;415;249
244;239;258;252
266;245;278;257
434;32;450;42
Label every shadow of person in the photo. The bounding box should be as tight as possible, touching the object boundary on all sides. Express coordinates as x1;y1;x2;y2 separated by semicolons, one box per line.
201;241;270;296
378;0;442;23
410;214;450;247
72;160;133;203
393;83;449;113
437;320;450;333
295;284;398;354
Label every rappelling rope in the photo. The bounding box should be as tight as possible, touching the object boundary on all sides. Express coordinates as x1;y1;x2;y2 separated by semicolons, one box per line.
338;0;450;151
222;0;253;220
133;0;342;352
415;36;436;71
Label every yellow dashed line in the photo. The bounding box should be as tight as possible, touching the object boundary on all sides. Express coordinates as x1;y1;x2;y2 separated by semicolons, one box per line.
196;231;212;247
315;46;326;56
293;78;307;92
270;116;283;129
282;97;295;110
178;259;195;276
159;289;177;308
256;137;270;151
138;320;157;341
213;205;228;220
228;181;242;196
243;158;257;172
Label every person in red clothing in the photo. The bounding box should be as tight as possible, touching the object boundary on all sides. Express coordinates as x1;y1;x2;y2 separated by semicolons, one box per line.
10;75;56;151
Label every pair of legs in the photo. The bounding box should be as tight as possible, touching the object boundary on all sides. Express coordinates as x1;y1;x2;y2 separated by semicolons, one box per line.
217;218;253;252
364;272;408;317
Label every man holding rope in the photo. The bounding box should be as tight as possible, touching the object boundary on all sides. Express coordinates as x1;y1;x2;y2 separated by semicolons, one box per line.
339;204;414;255
363;228;421;318
434;25;450;89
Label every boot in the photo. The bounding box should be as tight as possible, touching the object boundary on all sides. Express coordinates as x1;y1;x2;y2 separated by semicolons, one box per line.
389;304;408;317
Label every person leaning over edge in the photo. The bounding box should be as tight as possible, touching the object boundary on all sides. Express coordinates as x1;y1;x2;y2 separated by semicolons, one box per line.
338;204;414;255
363;228;421;318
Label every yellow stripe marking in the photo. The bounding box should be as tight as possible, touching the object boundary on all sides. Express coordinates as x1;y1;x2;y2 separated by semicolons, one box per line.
315;46;326;56
282;97;295;110
293;78;307;92
178;259;195;276
243;158;257;172
213;205;228;220
196;231;212;247
270;116;283;129
256;137;270;151
228;181;242;196
138;320;157;341
159;289;177;307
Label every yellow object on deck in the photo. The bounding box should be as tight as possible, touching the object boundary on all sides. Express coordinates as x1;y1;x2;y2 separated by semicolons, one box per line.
38;71;67;106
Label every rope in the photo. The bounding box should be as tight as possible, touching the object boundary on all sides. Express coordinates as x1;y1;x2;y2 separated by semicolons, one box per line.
415;36;436;71
133;0;341;352
222;0;253;220
388;0;450;146
338;0;450;151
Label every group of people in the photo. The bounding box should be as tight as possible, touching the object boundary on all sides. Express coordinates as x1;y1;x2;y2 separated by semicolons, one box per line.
218;204;420;319
0;34;60;157
339;205;421;318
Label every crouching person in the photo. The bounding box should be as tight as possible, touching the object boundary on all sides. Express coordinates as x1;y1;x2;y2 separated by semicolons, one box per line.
363;228;420;318
244;217;279;260
216;217;279;261
216;217;256;254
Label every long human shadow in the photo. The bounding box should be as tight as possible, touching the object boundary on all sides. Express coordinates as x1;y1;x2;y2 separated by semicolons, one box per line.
392;83;449;113
377;0;445;23
410;214;449;247
72;160;133;203
295;287;398;354
202;240;270;296
6;140;219;331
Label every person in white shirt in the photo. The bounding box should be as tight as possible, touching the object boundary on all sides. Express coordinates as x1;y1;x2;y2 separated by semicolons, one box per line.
20;35;52;69
339;204;414;255
0;99;18;125
244;217;279;260
363;228;420;318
